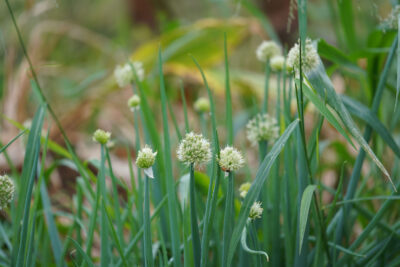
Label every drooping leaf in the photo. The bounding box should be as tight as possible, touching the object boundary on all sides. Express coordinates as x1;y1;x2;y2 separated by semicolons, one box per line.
306;63;395;190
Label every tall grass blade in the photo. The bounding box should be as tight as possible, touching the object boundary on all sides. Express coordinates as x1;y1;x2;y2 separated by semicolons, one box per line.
68;238;95;267
158;47;182;267
227;119;299;266
191;55;222;267
40;183;64;266
337;0;357;50
0;130;27;154
224;33;233;145
13;105;46;267
332;35;398;252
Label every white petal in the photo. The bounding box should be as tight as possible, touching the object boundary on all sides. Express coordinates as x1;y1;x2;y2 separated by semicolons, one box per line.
144;167;154;179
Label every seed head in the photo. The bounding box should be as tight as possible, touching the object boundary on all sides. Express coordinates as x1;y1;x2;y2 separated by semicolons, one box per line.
194;97;210;113
218;146;244;172
177;132;212;166
287;38;319;74
239;182;251;198
249;201;263;220
256;41;282;62
93;129;111;145
114;61;144;88
128;94;141;111
0;175;15;210
136;145;157;169
270;55;285;72
246;114;279;146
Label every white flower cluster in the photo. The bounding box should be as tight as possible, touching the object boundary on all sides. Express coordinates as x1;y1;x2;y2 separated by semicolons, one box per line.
239;182;251;198
114;61;144;88
287;38;319;74
136;145;157;169
218;146;245;172
256;41;282;62
249;201;263;220
177;132;212;166
0;175;15;210
128;94;141;111
93;129;111;145
246;114;279;146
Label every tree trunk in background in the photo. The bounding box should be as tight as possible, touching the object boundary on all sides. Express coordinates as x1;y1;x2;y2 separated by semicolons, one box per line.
259;0;298;44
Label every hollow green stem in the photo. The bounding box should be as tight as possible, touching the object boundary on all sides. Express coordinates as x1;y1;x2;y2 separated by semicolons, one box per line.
222;172;234;267
143;174;153;267
262;60;271;113
190;164;201;267
100;145;110;267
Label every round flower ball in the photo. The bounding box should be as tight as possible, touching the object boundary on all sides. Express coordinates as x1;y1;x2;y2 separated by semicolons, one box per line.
0;175;15;210
194;97;210;113
256;41;282;62
128;94;141;111
270;55;285;72
249;201;263;220
287;38;319;74
93;129;111;145
239;182;251;198
114;61;144;88
136;145;157;169
177;132;212;166
218;146;244;172
246;114;279;146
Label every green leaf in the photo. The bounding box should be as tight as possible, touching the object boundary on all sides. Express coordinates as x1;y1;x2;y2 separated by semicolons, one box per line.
317;39;364;75
41;182;64;266
14;105;46;266
337;0;357;50
0;129;27;154
299;185;317;253
224;33;233;145
306;63;395;190
227;119;299;266
299;79;355;148
158;48;182;267
342;95;400;158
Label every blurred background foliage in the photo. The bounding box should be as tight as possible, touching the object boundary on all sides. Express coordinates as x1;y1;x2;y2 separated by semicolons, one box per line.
0;0;397;194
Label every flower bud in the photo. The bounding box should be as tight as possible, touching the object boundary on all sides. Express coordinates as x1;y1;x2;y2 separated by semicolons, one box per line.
239;182;251;198
194;97;210;113
128;94;141;111
93;129;111;145
249;201;263;220
136;146;157;178
218;146;244;173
